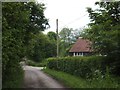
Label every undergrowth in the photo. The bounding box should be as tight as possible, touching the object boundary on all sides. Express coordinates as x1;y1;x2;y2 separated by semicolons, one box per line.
43;68;120;88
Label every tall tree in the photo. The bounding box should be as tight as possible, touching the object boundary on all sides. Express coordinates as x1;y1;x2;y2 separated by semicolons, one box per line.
47;31;57;41
59;28;76;56
28;32;49;62
85;2;120;75
2;2;49;88
47;31;57;57
27;31;57;62
86;2;120;56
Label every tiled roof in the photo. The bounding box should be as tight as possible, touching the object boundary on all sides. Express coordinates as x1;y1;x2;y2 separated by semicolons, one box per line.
69;38;92;52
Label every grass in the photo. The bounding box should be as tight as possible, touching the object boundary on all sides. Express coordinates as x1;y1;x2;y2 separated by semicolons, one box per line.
43;68;88;88
43;68;120;88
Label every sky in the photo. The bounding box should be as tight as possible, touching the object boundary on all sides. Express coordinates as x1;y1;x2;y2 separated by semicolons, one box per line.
37;0;99;33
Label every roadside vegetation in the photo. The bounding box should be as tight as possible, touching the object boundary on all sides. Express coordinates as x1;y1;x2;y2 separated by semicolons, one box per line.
2;1;120;88
26;60;47;67
47;56;114;78
43;1;120;88
44;56;120;88
2;2;49;88
43;68;120;88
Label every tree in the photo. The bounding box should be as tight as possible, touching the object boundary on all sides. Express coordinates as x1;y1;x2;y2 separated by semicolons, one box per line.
2;2;49;88
85;2;120;75
2;3;30;88
47;31;57;57
28;32;48;62
47;31;57;41
85;2;120;56
59;28;76;56
27;31;57;62
59;28;73;44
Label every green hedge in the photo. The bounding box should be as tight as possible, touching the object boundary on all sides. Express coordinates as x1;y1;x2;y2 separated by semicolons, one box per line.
47;56;110;78
2;63;24;88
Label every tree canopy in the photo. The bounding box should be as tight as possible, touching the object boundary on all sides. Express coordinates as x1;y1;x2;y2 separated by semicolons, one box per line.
2;2;49;88
82;2;120;75
59;28;83;56
85;2;120;57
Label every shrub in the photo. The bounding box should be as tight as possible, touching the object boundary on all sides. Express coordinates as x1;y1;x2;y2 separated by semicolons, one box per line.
47;56;111;78
26;60;47;67
2;63;24;88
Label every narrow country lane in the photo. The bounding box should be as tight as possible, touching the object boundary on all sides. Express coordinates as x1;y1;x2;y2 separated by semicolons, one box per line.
22;66;66;89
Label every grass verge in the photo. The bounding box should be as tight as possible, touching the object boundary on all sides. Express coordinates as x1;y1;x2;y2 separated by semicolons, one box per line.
43;68;92;88
43;68;120;88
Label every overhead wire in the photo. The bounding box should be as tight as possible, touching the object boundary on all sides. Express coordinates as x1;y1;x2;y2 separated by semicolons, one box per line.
59;13;88;30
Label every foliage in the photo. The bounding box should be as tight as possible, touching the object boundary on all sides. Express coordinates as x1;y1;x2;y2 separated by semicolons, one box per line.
26;60;47;67
87;67;120;88
28;2;49;31
83;2;120;76
59;28;73;44
27;32;48;62
47;31;57;41
43;68;89;88
59;28;81;57
59;28;72;57
59;27;86;57
3;64;24;88
2;2;49;88
27;31;57;62
2;2;27;88
85;2;120;57
43;68;120;88
47;31;57;57
47;56;111;78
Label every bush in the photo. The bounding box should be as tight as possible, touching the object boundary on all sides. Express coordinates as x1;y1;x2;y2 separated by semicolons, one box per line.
2;63;24;88
26;60;47;67
47;56;112;78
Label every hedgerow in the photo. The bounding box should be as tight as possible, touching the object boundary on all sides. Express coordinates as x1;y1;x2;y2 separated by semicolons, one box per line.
47;56;112;78
2;2;49;88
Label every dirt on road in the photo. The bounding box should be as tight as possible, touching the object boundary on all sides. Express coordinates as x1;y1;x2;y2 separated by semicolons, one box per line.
23;66;66;89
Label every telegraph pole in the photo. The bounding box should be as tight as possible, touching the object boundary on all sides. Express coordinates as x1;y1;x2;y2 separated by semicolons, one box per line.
56;19;59;57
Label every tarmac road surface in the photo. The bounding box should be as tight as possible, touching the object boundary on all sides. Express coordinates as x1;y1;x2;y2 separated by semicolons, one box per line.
23;66;66;89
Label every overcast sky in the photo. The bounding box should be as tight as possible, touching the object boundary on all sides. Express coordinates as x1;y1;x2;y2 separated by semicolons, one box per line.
37;0;99;33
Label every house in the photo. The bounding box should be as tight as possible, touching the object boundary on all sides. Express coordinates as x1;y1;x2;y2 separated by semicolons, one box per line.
69;37;92;56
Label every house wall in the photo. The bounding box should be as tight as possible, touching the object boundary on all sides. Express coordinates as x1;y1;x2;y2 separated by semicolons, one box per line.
73;52;83;56
69;52;92;56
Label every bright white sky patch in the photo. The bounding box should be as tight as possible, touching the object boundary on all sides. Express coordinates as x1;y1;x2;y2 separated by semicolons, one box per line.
37;0;99;33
